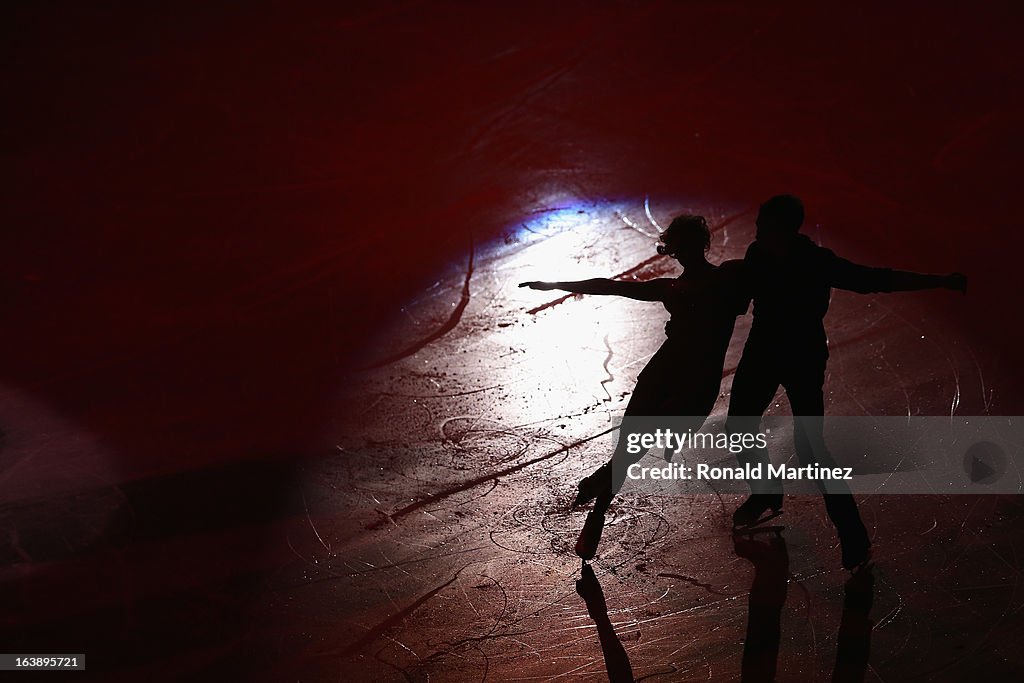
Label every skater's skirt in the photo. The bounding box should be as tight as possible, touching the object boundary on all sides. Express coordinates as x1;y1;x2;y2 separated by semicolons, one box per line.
630;341;726;417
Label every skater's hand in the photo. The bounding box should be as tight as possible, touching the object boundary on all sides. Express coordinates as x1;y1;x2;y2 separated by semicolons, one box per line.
519;281;556;291
944;272;967;295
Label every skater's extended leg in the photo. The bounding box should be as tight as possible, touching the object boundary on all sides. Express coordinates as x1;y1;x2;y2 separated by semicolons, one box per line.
574;426;646;513
575;360;715;511
785;359;870;569
583;411;710;513
574;374;716;559
728;347;784;527
573;399;658;559
573;371;660;508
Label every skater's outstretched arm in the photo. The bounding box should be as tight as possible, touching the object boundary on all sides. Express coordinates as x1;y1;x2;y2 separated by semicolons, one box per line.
825;253;967;295
518;278;672;301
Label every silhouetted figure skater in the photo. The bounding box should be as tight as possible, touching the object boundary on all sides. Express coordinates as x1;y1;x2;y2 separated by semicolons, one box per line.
727;195;967;569
520;215;749;559
576;564;636;683
734;530;788;683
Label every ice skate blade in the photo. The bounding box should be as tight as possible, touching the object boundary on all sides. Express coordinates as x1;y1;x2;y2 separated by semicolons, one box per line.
731;509;784;533
732;523;785;537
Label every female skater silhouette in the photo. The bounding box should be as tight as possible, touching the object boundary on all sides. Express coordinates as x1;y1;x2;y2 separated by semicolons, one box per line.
520;215;749;559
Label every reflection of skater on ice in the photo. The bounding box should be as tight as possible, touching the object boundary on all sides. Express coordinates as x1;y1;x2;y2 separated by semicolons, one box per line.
576;563;635;683
734;528;788;683
521;215;749;559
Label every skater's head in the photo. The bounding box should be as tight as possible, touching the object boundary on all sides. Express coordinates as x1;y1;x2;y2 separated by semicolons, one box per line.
755;195;804;254
658;214;711;267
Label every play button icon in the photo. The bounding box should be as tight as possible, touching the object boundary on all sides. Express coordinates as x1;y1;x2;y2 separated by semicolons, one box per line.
963;441;1006;485
970;456;995;482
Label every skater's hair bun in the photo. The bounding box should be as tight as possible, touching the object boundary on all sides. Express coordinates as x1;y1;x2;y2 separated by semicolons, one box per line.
659;215;711;255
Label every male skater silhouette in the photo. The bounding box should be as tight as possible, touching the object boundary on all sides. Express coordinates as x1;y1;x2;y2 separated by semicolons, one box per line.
521;215;749;559
727;195;967;569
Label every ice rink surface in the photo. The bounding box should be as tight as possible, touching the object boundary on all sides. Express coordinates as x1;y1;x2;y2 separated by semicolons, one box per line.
3;2;1024;680
283;199;1022;681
